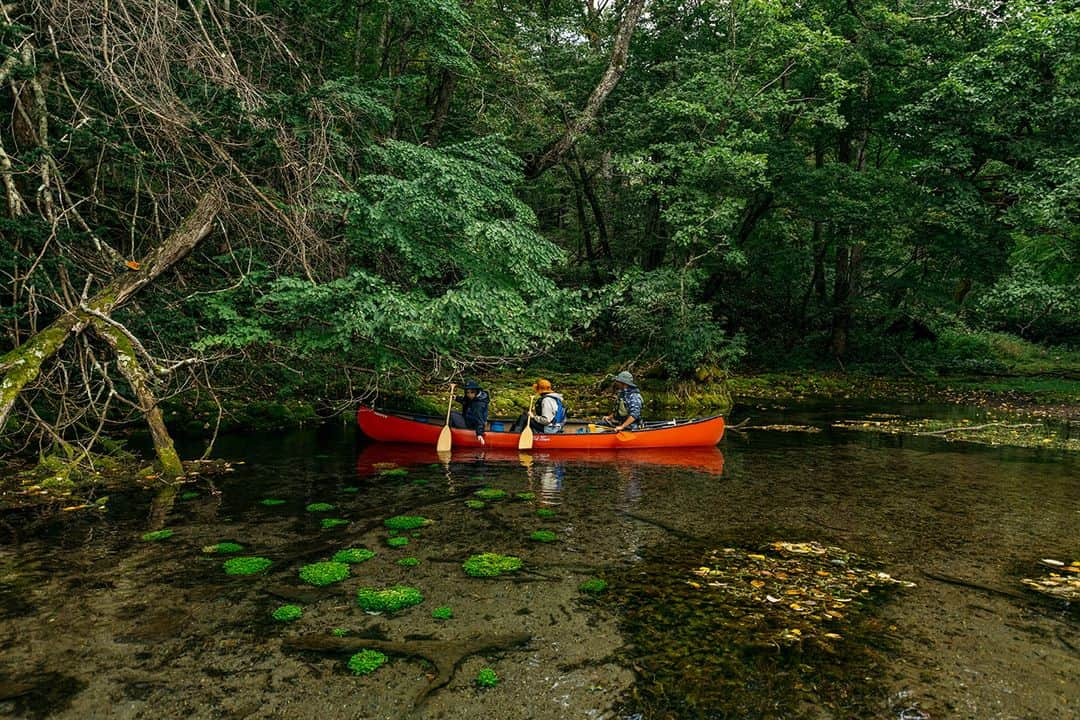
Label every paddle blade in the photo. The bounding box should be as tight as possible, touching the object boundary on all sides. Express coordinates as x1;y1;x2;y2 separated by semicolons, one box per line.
517;425;534;450
615;430;634;442
436;424;453;452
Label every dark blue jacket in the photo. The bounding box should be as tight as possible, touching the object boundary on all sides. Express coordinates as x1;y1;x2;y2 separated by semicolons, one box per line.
459;390;490;436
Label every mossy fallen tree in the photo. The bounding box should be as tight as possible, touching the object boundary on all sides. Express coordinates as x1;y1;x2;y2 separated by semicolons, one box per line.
284;632;532;708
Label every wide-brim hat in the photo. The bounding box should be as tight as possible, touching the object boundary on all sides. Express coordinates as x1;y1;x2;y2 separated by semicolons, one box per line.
532;378;553;393
613;371;636;387
463;379;482;390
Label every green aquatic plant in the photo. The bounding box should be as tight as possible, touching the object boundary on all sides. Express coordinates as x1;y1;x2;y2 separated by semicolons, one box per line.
223;556;272;576
387;536;409;547
432;606;453;620
529;530;557;543
299;561;350;586
272;604;303;622
465;500;486;510
411;478;429;485
180;491;200;500
536;508;556;518
260;498;286;506
356;585;424;613
306;502;335;512
515;492;536;501
380;468;409;477
202;542;244;554
397;557;420;567
579;578;607;594
473;488;507;500
333;548;375;564
383;515;431;530
321;518;350;529
348;649;388;675
331;627;350;637
141;529;174;542
476;668;499;688
342;486;359;493
463;553;523;577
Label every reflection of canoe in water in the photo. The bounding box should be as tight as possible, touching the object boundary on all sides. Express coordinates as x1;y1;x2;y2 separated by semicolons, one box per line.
357;406;725;450
355;441;726;476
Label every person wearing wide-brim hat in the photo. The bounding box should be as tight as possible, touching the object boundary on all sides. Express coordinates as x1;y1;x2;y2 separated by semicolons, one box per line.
450;379;489;444
603;371;643;431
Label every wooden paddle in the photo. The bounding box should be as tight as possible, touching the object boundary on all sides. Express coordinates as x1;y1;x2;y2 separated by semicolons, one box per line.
436;383;456;452
517;395;537;450
588;422;634;441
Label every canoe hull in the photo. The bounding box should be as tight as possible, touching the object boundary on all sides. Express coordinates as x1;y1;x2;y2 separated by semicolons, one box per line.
356;406;724;449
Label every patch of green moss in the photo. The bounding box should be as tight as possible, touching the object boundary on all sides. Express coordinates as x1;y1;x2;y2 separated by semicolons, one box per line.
202;542;244;554
321;518;350;529
223;556;272;576
397;557;420;567
333;548;375;564
411;478;429;485
306;502;335;512
348;649;388;675
432;606;453;620
141;529;174;542
387;536;409;547
180;491;200;500
260;498;286;506
356;585;424;613
579;577;607;594
474;488;507;500
380;468;409;477
536;508;557;518
272;604;303;622
331;627;350;637
299;561;351;586
465;499;486;510
383;515;431;530
463;553;523;577
530;530;557;543
342;486;359;493
476;667;499;688
515;492;536;501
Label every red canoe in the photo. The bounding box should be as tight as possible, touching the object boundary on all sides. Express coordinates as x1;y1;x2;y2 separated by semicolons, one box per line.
357;406;725;449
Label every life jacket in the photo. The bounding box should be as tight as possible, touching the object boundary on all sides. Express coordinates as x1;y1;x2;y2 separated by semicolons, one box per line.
539;392;566;429
614;388;643;424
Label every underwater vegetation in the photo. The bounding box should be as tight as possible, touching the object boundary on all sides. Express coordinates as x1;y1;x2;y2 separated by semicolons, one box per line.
140;529;173;542
180;491;199;500
473;488;507;500
397;557;420;567
383;515;431;530
333;548;375;564
305;502;335;512
515;492;535;501
342;486;359;493
465;500;485;509
272;604;303;622
536;508;556;518
331;627;350;637
259;498;286;506
356;585;424;613
202;542;244;554
348;649;389;675
298;561;351;586
432;606;453;620
579;578;607;594
387;536;409;547
463;553;522;578
223;556;272;576
475;668;499;688
379;468;409;477
529;530;557;543
321;518;349;529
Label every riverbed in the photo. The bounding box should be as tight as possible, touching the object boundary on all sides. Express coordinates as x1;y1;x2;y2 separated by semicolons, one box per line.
0;416;1076;719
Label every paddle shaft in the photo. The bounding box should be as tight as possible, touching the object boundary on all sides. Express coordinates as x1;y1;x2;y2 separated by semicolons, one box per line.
436;383;456;452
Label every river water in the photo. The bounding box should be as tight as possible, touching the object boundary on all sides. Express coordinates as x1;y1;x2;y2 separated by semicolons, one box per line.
0;415;1076;719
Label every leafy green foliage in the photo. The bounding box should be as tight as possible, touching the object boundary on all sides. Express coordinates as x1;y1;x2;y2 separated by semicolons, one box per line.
475;668;499;688
272;604;303;622
347;649;389;675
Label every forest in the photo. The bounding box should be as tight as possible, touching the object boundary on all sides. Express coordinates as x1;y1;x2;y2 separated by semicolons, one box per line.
1;0;1078;474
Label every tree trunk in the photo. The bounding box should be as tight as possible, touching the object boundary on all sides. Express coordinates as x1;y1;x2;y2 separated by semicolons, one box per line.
567;164;600;282
577;162;611;260
425;69;457;145
524;0;647;178
0;188;224;430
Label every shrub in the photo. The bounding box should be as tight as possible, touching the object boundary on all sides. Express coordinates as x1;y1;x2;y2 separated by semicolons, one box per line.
306;502;335;512
299;561;351;586
529;530;557;543
333;548;375;564
383;515;430;530
356;585;424;613
141;529;173;542
432;606;453;620
476;668;499;688
272;604;303;622
223;556;272;576
348;649;388;675
202;542;244;554
463;553;522;577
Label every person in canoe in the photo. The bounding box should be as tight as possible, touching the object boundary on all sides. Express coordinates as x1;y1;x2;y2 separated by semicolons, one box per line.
511;378;567;434
450;379;489;444
603;371;643;431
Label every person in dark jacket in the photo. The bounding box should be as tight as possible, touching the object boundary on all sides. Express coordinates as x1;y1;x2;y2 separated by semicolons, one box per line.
603;371;643;431
450;380;489;444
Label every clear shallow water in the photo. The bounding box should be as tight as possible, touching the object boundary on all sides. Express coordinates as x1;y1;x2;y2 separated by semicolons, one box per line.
0;423;1076;719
